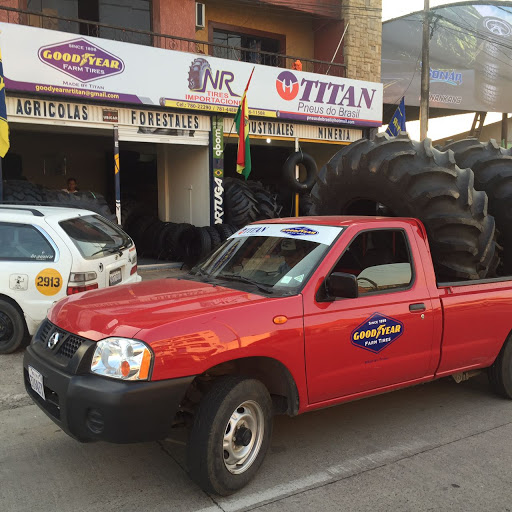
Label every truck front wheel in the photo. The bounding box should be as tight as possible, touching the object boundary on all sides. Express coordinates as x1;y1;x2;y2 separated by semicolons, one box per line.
488;335;512;399
187;376;273;495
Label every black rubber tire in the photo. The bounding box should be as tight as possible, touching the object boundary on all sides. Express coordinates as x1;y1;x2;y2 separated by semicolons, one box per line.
205;226;222;250
223;178;259;229
3;180;46;203
170;223;194;261
0;299;26;354
182;226;212;267
43;190;117;222
215;223;238;241
438;138;512;274
187;376;273;496
488;334;512;399
310;133;498;281
282;152;317;192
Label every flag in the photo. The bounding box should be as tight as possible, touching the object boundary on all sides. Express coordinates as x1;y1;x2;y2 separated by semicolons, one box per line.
385;97;406;137
234;68;255;180
0;48;9;158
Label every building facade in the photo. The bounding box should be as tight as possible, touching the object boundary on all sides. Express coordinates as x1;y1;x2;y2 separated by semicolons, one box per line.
0;0;383;226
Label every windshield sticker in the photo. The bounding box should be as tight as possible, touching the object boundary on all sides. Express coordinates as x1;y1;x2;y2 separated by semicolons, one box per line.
281;226;318;236
351;313;403;354
230;223;343;245
294;274;304;283
280;276;293;284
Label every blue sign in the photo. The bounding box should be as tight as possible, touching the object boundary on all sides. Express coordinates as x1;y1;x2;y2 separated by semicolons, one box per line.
281;226;318;236
351;313;404;353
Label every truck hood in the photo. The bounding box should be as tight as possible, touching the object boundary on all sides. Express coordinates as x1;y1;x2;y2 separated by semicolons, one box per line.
49;278;267;341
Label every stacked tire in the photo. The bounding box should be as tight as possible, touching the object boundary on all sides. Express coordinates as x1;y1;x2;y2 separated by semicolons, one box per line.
223;178;281;229
2;180;116;222
438;138;512;275
308;133;498;281
121;211;237;266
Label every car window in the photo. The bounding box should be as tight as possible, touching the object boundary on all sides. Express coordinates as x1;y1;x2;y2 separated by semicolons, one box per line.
0;222;55;262
332;229;413;295
59;214;132;260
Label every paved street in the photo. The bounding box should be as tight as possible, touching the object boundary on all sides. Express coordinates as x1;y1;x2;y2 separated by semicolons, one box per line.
2;267;512;511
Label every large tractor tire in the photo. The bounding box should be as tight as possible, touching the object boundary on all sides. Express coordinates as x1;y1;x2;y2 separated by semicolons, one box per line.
309;133;497;281
3;180;46;203
438;138;512;275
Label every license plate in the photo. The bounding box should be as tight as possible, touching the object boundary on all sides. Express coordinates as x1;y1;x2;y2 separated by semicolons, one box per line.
28;366;45;401
109;268;122;286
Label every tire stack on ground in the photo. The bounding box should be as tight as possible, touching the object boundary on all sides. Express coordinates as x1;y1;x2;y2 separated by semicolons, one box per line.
178;224;238;267
438;138;512;275
308;132;499;282
121;209;237;266
223;178;281;229
2;180;117;222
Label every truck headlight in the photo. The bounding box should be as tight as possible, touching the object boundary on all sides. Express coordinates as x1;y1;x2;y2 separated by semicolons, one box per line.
91;338;153;381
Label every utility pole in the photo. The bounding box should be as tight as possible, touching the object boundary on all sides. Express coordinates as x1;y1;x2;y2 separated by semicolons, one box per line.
419;0;430;140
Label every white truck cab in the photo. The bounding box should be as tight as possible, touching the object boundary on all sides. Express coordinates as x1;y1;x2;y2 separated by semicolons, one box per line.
0;205;141;353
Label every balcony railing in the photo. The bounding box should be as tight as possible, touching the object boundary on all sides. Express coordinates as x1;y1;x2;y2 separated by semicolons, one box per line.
0;5;346;77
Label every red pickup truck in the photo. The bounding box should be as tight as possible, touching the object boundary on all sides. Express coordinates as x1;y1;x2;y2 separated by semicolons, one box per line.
23;217;512;495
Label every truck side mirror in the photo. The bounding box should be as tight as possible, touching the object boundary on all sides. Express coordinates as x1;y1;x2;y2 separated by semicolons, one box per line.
326;272;358;299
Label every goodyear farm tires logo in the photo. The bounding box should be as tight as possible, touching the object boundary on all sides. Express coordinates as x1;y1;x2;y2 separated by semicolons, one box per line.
38;38;125;83
280;226;318;236
351;313;404;354
276;71;299;101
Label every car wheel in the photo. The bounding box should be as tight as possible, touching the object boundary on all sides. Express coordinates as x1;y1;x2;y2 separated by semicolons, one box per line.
0;300;26;354
488;335;512;399
187;376;273;495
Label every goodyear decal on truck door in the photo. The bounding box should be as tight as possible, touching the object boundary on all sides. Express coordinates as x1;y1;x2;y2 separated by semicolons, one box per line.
351;313;403;353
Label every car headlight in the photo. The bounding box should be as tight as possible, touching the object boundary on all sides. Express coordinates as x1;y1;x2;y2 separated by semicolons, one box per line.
91;338;153;381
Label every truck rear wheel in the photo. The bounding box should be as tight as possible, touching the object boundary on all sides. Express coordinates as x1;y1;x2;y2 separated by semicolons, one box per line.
0;299;26;354
309;133;498;281
187;376;273;495
488;335;512;399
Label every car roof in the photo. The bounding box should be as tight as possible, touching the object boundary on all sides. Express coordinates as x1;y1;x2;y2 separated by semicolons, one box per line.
252;216;420;227
0;204;97;221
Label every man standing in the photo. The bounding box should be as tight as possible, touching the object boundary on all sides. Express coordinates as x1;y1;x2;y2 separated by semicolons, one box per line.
62;177;78;194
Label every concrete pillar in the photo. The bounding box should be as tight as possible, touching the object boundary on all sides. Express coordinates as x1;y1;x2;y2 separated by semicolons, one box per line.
342;0;382;82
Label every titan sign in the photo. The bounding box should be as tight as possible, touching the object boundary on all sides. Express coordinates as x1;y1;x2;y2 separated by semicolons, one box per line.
0;23;382;127
382;2;512;112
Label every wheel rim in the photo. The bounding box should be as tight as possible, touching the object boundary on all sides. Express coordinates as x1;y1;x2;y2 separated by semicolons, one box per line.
222;400;264;475
0;310;14;344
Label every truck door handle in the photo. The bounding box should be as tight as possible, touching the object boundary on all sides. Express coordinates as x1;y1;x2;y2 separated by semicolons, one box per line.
409;303;426;312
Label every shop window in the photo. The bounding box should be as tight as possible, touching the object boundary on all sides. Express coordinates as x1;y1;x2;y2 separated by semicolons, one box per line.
332;230;413;295
27;0;152;45
212;28;282;66
0;222;55;262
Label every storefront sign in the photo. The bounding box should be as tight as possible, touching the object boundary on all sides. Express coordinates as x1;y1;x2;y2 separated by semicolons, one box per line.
211;116;224;224
222;118;362;143
103;109;118;123
0;23;382;128
7;97;210;132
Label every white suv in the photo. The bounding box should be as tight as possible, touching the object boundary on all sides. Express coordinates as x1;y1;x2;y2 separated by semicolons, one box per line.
0;205;141;354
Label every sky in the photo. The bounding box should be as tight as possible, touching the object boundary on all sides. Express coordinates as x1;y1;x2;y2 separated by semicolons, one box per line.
381;0;508;140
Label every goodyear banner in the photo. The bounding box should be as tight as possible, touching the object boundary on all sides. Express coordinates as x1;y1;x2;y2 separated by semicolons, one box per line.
0;22;382;128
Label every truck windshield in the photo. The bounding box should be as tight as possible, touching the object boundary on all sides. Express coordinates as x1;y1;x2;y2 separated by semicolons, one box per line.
59;215;132;260
192;224;344;296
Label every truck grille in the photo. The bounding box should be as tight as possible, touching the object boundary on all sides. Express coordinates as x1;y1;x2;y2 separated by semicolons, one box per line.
38;319;86;359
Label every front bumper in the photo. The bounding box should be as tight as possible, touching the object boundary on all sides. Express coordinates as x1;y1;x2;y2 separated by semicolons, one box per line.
23;324;194;443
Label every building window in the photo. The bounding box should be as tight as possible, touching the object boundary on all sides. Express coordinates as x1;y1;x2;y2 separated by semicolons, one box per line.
27;0;152;46
212;29;282;66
